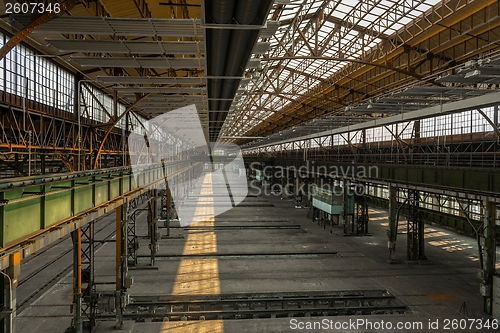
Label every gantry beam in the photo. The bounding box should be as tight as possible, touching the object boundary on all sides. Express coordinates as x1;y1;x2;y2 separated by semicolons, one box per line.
0;162;200;271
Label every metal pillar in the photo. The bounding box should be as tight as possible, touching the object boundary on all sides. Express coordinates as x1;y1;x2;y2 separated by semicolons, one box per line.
0;274;4;333
159;188;170;235
294;169;301;208
127;207;139;267
0;272;9;333
342;179;353;233
481;198;496;314
160;161;175;231
406;189;426;261
282;167;293;199
302;177;311;208
128;191;160;270
72;221;95;332
115;203;128;329
280;171;286;199
1;252;18;333
388;185;398;262
354;192;369;235
148;193;158;267
166;182;174;224
406;189;418;261
418;196;426;260
271;166;276;188
71;229;82;333
115;205;122;328
82;222;95;330
123;197;139;266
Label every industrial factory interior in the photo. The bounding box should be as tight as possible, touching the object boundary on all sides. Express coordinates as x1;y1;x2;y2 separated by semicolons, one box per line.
0;0;499;332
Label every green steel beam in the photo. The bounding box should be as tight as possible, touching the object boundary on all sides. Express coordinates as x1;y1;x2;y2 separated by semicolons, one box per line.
365;195;500;243
269;160;500;198
0;162;200;271
257;158;500;243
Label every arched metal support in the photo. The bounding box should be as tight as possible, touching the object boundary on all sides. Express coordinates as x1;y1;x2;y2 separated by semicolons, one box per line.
93;93;151;169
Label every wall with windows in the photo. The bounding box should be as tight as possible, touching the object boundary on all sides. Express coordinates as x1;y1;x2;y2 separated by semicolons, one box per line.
0;31;130;128
0;33;74;113
249;106;498;156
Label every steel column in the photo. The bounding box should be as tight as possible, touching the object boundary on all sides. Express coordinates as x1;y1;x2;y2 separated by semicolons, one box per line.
388;185;398;262
148;193;158;267
354;191;369;235
71;229;83;333
481;198;497;314
115;204;123;328
406;189;426;261
81;222;95;330
0;273;5;333
342;179;350;233
0;265;16;333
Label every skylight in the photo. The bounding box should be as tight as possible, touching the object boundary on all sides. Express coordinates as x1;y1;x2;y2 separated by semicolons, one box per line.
223;0;443;138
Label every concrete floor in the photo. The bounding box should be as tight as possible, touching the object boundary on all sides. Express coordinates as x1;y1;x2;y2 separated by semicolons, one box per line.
16;175;499;333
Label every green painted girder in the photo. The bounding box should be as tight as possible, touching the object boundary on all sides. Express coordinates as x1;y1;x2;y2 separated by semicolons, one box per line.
274;160;500;197
366;195;500;242
262;158;500;240
0;162;192;249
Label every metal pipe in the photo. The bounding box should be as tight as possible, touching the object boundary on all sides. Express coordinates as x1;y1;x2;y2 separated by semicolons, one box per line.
23;56;27;132
77;82;82;172
76;228;82;294
28;131;31;176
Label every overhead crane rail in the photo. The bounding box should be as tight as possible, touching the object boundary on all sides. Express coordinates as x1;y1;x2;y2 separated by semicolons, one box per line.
0;161;202;272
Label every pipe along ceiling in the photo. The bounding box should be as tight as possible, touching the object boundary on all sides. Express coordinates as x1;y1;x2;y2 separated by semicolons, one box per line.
205;0;273;142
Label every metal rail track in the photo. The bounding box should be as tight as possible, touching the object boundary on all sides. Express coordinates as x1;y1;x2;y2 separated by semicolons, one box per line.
18;218;115;286
20;237;69;266
114;290;408;321
17;218;117;310
137;251;339;260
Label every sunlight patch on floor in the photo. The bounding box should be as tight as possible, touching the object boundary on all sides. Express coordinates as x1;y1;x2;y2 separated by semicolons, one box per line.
160;320;224;332
424;231;450;239
171;258;220;294
429;238;473;252
170;173;224;332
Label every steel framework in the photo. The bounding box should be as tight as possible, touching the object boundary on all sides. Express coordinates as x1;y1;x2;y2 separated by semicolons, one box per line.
224;0;500;142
